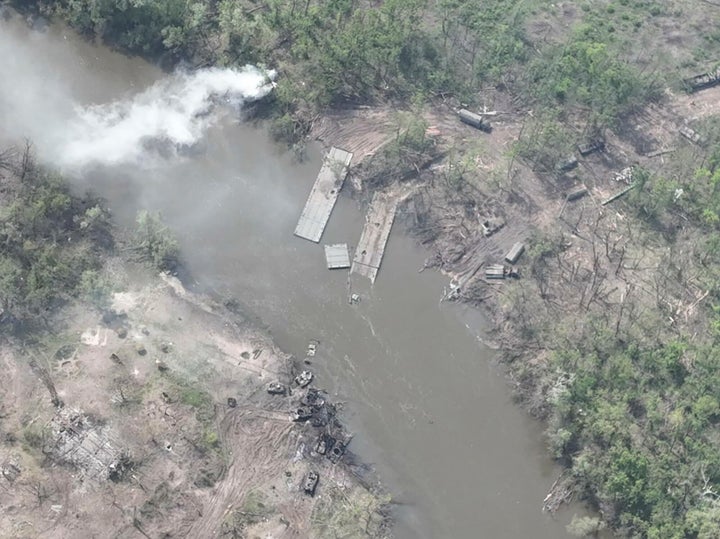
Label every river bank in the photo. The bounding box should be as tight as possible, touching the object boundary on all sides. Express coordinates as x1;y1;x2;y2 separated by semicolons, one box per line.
1;8;613;538
0;250;391;538
0;266;388;537
333;62;720;534
13;0;720;535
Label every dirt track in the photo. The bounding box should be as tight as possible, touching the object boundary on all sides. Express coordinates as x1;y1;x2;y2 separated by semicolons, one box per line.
0;268;390;539
188;410;297;537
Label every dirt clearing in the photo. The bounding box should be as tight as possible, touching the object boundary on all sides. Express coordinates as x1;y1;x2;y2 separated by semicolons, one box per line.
0;264;390;539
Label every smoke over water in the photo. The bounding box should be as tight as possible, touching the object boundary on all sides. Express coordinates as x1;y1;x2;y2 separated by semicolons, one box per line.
60;67;276;170
0;16;304;232
0;18;277;173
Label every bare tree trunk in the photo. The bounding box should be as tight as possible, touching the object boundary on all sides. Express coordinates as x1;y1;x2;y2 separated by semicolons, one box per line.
29;358;63;409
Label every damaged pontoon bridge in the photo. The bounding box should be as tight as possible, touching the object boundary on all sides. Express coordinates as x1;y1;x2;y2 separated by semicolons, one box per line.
294;147;353;242
351;192;397;283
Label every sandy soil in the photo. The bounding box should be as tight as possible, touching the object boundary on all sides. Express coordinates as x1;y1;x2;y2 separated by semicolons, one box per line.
0;265;389;539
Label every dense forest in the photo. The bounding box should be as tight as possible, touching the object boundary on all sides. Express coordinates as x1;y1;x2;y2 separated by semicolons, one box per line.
16;0;666;141
10;0;720;537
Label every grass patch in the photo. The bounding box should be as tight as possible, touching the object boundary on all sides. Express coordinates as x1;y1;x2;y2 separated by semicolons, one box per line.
221;490;275;536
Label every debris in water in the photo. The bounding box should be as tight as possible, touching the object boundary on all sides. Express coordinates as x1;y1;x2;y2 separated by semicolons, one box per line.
324;243;351;269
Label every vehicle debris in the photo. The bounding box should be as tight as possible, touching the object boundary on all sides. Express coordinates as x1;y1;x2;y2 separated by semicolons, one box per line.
505;242;525;265
481;217;504;237
293;406;314;422
267;382;287;395
613;166;635;184
566;187;589;202
457;108;492;133
679;125;704;145
315;434;336;456
485;264;519;280
556;156;578;172
682;67;720;93
303;470;319;496
295;370;314;388
329;441;347;464
1;462;21;483
577;139;604;156
301;388;325;408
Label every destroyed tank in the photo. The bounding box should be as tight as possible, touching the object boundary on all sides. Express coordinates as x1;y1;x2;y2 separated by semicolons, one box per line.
303;471;319;496
267;382;286;395
294;370;313;388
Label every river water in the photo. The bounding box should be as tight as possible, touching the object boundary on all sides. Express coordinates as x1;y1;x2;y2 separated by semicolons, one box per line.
0;13;592;538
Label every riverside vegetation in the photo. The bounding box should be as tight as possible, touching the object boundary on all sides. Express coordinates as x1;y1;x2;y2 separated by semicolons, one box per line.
0;138;390;538
10;0;720;537
0;144;181;331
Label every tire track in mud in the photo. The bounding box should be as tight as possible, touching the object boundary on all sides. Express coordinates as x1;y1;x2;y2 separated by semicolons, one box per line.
311;109;394;164
187;408;298;538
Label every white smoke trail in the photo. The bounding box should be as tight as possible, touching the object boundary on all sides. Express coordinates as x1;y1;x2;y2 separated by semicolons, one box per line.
58;66;276;170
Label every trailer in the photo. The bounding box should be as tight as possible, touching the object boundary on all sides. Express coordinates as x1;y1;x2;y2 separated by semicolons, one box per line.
505;242;525;265
458;109;492;133
566;187;589;202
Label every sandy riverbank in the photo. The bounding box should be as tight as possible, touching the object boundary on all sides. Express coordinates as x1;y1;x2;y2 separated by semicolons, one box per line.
0;259;390;538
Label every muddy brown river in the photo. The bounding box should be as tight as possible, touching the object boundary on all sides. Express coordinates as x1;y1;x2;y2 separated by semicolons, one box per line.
0;13;599;538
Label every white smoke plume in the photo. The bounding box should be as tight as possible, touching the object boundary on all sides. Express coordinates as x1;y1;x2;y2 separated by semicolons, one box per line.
57;66;276;170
